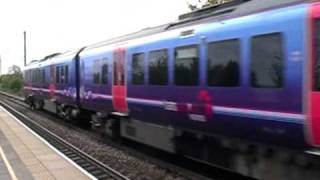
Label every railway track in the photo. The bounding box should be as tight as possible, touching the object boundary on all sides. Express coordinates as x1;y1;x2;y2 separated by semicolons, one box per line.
0;92;130;180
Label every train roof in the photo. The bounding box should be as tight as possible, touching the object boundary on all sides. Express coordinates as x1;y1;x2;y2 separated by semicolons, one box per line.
24;48;83;70
25;0;310;70
85;0;308;50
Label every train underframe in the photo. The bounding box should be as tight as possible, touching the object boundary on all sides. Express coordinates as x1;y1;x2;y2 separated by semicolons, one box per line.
25;93;320;180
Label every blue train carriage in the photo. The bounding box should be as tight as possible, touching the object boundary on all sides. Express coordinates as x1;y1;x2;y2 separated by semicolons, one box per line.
23;60;38;104
23;59;46;109
23;50;83;119
80;0;309;152
22;0;320;178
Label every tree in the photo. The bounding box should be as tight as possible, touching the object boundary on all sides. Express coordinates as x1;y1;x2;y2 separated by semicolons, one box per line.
8;65;22;75
0;65;23;93
188;0;234;10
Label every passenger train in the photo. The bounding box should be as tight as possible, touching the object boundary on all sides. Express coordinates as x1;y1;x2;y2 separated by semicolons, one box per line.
23;0;320;178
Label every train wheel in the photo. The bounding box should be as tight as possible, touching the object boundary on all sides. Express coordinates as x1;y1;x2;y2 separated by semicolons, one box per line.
35;100;44;110
105;118;120;141
30;103;35;110
27;96;35;110
64;107;72;121
57;104;64;118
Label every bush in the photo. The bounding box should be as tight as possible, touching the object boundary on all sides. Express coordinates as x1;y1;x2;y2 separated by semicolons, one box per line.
0;73;23;93
10;78;22;92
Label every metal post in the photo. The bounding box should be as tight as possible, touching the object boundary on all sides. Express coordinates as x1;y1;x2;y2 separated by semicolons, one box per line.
24;31;27;66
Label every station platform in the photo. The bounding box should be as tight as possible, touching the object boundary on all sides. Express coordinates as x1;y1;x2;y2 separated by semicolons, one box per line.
0;106;94;180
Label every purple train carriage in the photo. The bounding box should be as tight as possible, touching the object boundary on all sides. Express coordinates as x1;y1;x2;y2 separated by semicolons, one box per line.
23;0;320;178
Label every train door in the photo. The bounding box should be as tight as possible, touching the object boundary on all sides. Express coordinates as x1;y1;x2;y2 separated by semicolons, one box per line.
112;48;128;113
310;4;320;146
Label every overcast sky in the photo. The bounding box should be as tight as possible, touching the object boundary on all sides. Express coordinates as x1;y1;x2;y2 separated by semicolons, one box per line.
0;0;196;74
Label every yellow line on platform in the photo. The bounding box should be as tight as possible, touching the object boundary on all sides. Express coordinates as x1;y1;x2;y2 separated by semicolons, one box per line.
0;146;18;180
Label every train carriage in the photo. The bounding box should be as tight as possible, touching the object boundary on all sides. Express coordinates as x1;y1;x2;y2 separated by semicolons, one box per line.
23;50;83;117
23;0;320;178
78;0;309;149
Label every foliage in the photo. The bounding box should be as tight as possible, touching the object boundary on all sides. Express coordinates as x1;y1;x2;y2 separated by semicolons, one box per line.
188;0;234;10
8;65;22;75
0;72;23;92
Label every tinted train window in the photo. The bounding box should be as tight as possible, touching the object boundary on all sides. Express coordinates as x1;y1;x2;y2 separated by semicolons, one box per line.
175;45;199;86
29;71;31;82
37;69;41;83
56;66;60;84
34;70;36;82
38;69;42;83
93;60;101;84
32;70;35;82
35;70;38;83
315;20;320;91
42;70;46;83
65;65;68;84
101;63;108;84
251;33;284;88
61;66;65;84
149;49;168;85
55;65;68;84
50;66;55;83
132;53;145;85
207;39;240;87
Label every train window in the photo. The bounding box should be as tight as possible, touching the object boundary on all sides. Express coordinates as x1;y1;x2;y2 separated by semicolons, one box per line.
175;45;199;86
40;70;43;83
38;69;42;83
65;65;68;84
93;60;101;84
33;70;35;83
34;70;36;82
207;39;240;87
56;66;60;84
29;70;32;82
35;70;38;83
36;69;40;83
251;33;284;88
42;70;46;84
101;63;108;84
61;66;65;84
148;49;168;85
132;53;145;85
34;70;37;83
